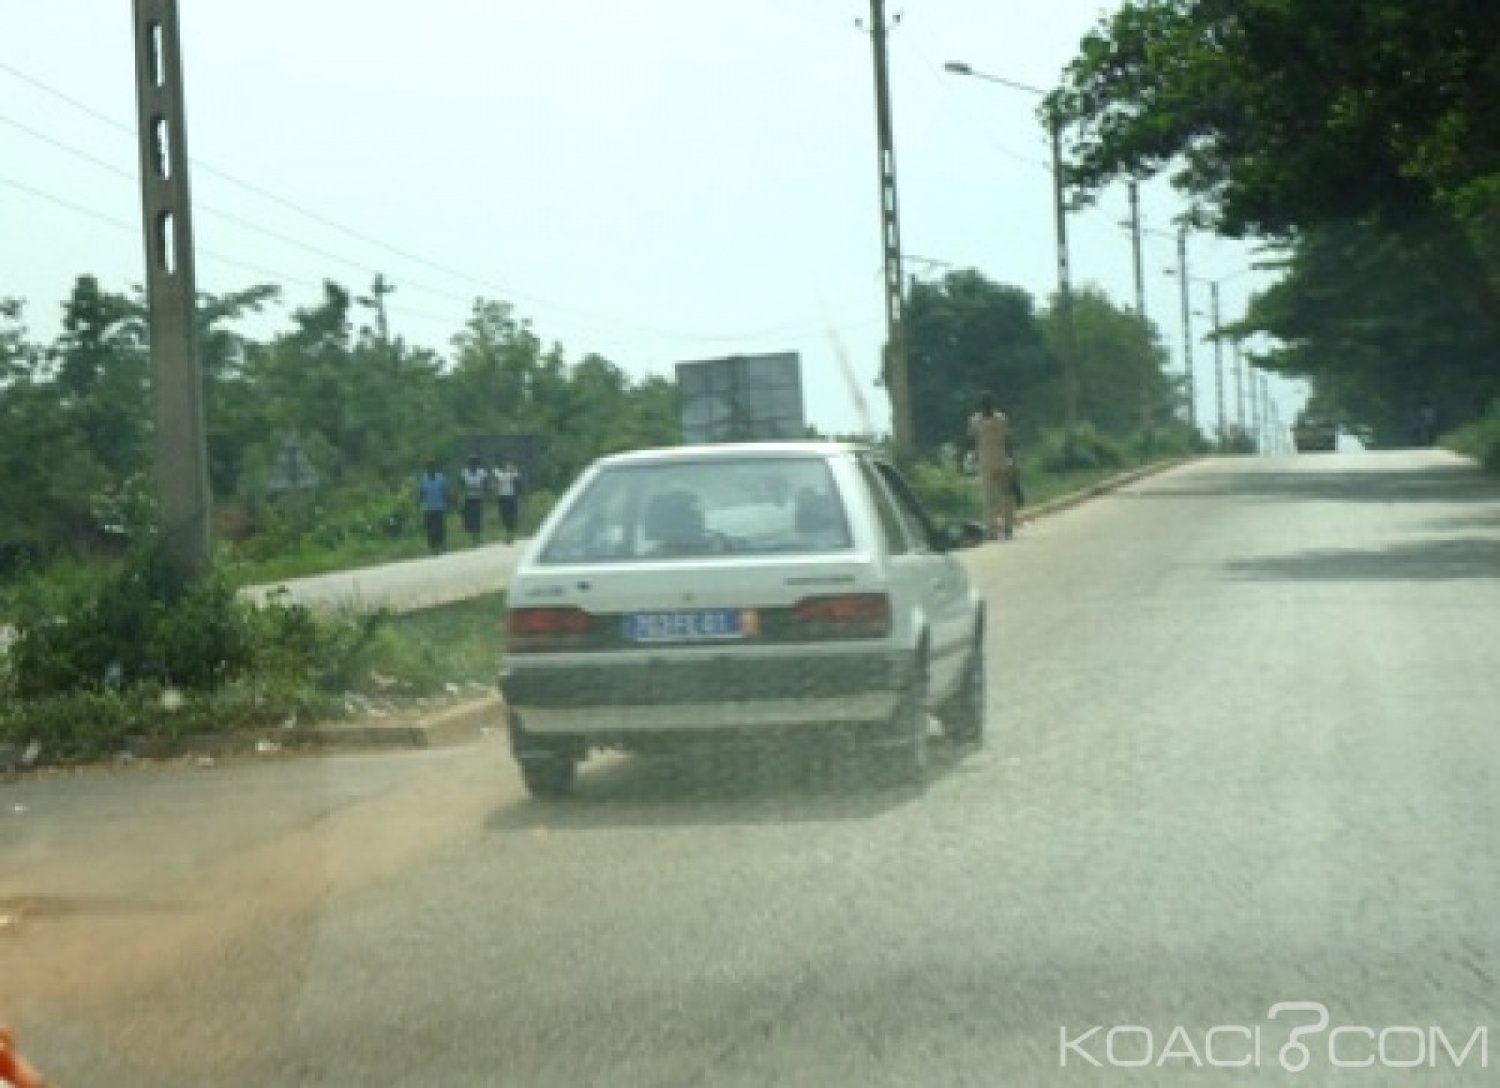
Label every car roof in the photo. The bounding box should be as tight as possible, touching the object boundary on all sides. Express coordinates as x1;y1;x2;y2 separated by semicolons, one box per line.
592;442;873;468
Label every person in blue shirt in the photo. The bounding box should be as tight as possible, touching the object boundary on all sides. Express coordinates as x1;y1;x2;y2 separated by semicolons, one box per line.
418;460;450;554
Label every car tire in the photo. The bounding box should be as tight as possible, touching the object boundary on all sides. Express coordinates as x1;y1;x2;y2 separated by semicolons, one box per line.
942;641;986;747
518;753;577;799
507;708;578;799
872;662;928;786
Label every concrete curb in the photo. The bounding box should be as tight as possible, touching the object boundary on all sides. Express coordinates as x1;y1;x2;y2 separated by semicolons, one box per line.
1019;456;1196;525
309;692;503;751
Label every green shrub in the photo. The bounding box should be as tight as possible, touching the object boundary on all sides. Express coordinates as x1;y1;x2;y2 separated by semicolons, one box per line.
2;543;387;703
1131;422;1205;460
1443;410;1500;473
1034;424;1128;473
6;548;257;698
907;455;978;522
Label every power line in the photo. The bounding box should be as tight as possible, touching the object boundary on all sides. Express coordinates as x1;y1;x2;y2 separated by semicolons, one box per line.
1;111;472;307
1;61;848;347
0;173;454;329
0;175;137;234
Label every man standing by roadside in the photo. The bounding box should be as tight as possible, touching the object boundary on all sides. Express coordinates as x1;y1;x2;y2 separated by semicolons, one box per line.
967;391;1016;541
418;460;450;555
494;460;523;544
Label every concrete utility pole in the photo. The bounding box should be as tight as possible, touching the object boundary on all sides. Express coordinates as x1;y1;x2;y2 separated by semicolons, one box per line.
1260;374;1273;452
1049;110;1079;432
1127;181;1145;318
1233;337;1246;437
1176;226;1196;430
133;0;210;581
1126;180;1151;431
867;0;912;455
1248;354;1262;452
1210;281;1225;443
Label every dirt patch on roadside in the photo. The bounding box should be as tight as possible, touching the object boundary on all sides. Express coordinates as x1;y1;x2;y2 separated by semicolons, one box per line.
0;738;513;1080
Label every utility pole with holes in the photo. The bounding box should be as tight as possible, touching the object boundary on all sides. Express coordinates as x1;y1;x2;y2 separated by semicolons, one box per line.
1049;110;1078;432
1176;226;1196;430
1233;336;1247;438
867;0;912;455
1210;281;1225;443
133;0;210;581
1127;180;1151;430
1127;182;1145;318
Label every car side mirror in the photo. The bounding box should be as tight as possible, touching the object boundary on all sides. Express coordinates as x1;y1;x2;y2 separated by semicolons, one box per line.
934;520;985;551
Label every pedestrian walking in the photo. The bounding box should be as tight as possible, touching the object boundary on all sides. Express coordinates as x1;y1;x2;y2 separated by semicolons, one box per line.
966;391;1017;541
459;455;489;545
418;460;449;555
494;460;522;544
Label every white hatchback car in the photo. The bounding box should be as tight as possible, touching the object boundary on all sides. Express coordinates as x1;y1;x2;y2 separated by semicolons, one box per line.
499;442;986;797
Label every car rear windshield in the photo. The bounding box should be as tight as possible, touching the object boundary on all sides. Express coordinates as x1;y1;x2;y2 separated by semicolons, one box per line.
538;456;853;563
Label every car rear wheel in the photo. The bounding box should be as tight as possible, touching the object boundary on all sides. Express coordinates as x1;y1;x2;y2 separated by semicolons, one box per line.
507;708;579;799
942;642;986;746
871;663;928;786
518;753;577;799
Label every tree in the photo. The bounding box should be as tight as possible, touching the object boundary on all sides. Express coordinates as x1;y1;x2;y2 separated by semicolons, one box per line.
1053;0;1500;329
1238;223;1497;444
447;299;541;437
0;300;110;569
49;275;149;478
197;284;280;497
906;270;1059;453
1041;287;1178;437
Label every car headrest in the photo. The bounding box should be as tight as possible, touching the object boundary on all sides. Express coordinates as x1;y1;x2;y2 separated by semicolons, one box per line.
642;489;704;544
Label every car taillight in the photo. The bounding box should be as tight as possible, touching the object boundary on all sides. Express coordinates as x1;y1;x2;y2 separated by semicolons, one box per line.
790;593;891;639
505;607;591;652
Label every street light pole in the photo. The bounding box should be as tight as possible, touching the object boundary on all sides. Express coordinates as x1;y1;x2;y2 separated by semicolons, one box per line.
945;60;1077;431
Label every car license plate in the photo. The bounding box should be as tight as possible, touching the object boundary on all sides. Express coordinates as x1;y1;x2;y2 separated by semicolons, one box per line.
625;609;755;643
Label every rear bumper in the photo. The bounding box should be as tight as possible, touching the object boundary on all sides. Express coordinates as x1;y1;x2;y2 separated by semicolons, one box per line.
501;650;906;736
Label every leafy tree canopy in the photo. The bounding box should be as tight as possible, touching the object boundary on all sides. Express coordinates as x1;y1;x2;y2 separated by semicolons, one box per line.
1052;0;1500;325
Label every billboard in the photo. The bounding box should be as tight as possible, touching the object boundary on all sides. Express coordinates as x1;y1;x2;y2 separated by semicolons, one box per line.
676;352;805;444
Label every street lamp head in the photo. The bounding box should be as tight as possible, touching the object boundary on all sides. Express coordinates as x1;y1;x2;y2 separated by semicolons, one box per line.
944;61;973;75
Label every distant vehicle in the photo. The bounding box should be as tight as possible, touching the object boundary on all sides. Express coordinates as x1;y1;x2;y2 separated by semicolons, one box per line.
498;442;987;797
1293;413;1339;452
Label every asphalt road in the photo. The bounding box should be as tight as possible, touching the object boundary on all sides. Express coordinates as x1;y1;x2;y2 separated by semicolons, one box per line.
5;449;1500;1086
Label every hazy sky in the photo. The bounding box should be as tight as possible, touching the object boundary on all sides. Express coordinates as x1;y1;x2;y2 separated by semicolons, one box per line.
1;1;1303;439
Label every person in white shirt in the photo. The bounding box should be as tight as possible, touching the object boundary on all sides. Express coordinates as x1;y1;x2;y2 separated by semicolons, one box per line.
493;461;522;544
459;455;490;546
